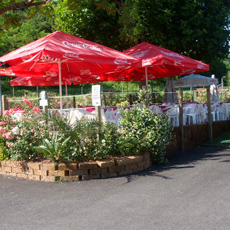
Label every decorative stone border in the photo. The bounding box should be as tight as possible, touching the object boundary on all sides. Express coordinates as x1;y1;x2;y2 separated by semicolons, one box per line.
0;152;152;182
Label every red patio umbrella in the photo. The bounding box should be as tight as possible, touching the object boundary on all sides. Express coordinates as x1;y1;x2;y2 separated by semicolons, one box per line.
105;42;210;85
0;31;136;109
10;75;103;87
10;76;70;87
10;75;104;101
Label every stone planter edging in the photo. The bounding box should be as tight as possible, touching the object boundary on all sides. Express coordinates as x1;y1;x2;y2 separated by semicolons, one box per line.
0;152;152;182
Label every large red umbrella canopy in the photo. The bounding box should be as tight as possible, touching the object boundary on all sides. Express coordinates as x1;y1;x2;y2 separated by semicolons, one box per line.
105;42;210;81
10;76;71;87
0;31;135;78
10;75;103;87
0;31;136;109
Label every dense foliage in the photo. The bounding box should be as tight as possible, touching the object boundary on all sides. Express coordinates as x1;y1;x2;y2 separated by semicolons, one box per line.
0;100;172;164
0;0;229;80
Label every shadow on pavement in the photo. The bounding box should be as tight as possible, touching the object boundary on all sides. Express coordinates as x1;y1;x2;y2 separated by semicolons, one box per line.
124;145;230;183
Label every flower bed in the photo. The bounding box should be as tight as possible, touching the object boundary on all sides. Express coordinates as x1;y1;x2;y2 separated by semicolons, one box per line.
0;152;152;182
0;98;172;182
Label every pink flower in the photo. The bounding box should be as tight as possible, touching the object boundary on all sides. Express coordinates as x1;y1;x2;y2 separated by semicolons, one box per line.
0;127;6;134
3;110;10;116
2;132;14;140
23;99;32;107
0;121;6;126
33;106;41;114
9;109;17;114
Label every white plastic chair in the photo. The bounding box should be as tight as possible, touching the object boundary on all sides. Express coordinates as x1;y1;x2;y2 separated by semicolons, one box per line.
219;103;230;120
204;102;220;122
169;106;179;126
104;108;121;126
149;105;163;114
163;105;179;127
196;104;206;123
184;104;199;125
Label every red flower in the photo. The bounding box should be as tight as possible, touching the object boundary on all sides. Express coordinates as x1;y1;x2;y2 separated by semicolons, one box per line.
23;99;32;107
33;106;41;114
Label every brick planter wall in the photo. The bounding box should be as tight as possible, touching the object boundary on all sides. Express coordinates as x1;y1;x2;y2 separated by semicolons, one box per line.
0;152;152;182
166;120;230;154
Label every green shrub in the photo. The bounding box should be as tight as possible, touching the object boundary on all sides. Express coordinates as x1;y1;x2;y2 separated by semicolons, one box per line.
34;134;71;162
0;141;8;161
49;115;119;161
118;105;172;163
0;107;49;161
0;99;173;164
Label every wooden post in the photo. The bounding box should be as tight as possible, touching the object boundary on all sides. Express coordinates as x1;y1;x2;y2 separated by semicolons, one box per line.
36;84;40;104
103;94;107;107
207;88;213;141
179;88;184;151
129;94;132;105
95;106;102;122
2;95;9;114
95;106;102;141
73;96;76;108
58;60;63;110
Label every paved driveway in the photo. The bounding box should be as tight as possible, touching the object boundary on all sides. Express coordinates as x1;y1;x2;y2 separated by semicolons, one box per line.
0;146;230;230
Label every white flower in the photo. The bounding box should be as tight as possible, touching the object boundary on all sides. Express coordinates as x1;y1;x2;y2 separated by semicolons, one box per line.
12;126;20;135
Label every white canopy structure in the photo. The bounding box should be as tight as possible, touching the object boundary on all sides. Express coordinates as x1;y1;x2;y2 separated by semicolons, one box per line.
175;74;218;88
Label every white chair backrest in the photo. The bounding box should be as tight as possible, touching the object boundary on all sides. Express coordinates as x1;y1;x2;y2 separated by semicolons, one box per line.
184;104;197;114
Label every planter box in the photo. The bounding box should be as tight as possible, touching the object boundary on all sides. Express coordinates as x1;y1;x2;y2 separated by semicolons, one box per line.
0;152;152;182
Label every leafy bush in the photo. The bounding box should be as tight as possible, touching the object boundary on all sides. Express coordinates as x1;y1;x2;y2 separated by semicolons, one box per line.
34;134;71;162
0;138;7;161
0;99;173;164
48;115;119;161
0;102;49;161
118;105;172;163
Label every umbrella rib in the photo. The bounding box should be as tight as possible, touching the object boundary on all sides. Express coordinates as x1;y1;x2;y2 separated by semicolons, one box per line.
66;60;70;72
29;59;39;72
147;64;169;72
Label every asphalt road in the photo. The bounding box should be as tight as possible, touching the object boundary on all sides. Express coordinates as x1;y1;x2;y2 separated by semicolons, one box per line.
0;146;230;230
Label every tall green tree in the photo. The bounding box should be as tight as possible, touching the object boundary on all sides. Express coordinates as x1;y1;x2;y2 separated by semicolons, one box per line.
0;0;230;78
53;0;230;77
53;0;128;50
119;0;230;77
0;12;54;56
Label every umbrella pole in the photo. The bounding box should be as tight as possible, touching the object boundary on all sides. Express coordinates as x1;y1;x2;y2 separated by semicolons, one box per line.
58;60;63;110
179;88;184;151
36;84;39;98
36;84;40;104
145;67;149;106
145;67;148;88
65;82;68;109
207;88;213;141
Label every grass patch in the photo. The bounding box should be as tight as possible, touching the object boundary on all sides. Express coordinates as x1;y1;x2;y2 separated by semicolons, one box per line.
205;131;230;147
